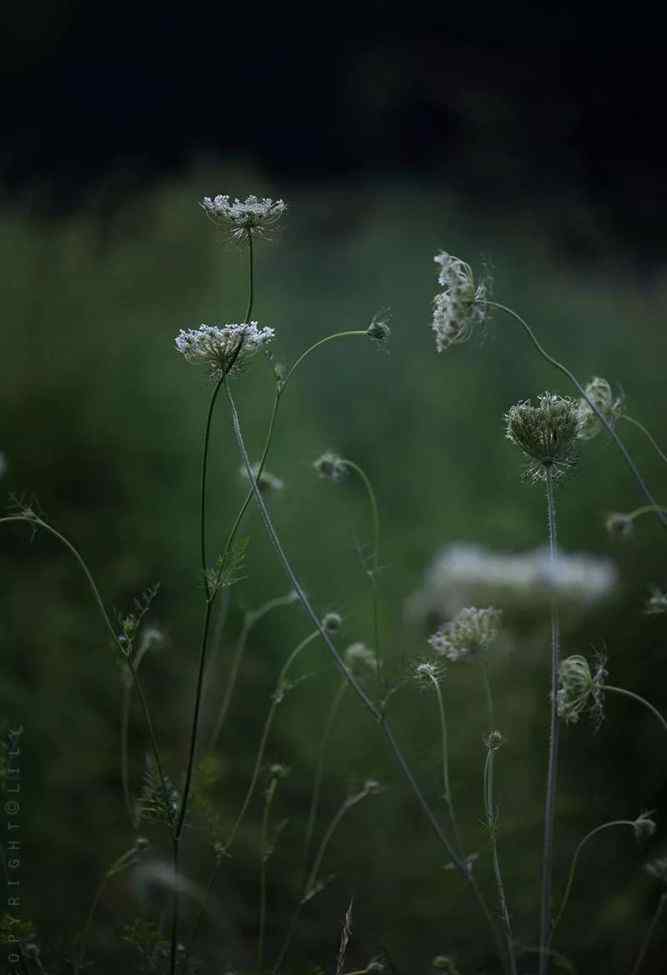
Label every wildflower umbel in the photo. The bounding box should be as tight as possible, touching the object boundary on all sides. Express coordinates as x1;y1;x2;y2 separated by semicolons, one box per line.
577;376;624;440
556;653;607;727
429;606;501;662
505;392;579;482
175;323;274;378
200;194;286;240
431;252;489;352
633;811;657;842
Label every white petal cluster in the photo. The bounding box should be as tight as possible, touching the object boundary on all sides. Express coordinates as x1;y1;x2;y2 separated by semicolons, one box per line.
431;253;489;352
429;606;501;662
407;543;617;621
175;323;274;377
200;194;286;239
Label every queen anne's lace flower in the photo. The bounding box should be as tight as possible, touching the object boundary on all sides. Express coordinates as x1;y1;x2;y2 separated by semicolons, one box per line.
313;451;347;482
431;253;489;352
577;376;624;440
200;195;286;239
429;606;501;662
175;323;274;377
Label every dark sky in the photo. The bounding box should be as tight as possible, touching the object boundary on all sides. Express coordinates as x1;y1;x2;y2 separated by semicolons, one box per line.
3;3;665;253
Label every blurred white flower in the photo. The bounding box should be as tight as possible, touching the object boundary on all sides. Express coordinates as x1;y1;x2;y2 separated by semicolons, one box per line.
175;323;274;378
407;542;617;622
429;606;501;661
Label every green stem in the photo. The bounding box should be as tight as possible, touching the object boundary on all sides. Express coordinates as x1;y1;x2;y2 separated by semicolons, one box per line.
223;630;320;854
225;382;467;875
485;300;667;530
631;892;667;975
258;777;278;973
284;331;367;385
623;414;667;466
551;820;636;939
621;504;667;524
342;458;383;688
207;592;298;752
483;746;518;975
479;657;495;732
302;678;347;878
74;875;108;975
427;673;462;855
602;685;667;735
539;469;561;975
0;515;169;827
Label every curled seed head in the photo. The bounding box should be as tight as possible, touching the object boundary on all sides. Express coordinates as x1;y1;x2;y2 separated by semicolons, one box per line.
577;376;624;440
633;811;657;842
485;730;504;751
505;392;579;482
606;512;634;539
557;653;607;728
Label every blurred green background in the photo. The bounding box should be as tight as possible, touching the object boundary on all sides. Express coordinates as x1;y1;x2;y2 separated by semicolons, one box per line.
2;169;667;973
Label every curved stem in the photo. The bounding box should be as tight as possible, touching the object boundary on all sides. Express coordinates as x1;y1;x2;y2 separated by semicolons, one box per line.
602;685;667;735
483;746;518;975
303;678;347;877
623;414;667;466
208;592;298;752
259;776;278;974
622;504;667;524
485;301;667;529
0;515;169;826
539;469;561;975
223;630;320;854
226;383;467;874
284;331;367;386
342;458;383;687
631;892;667;975
551;820;636;939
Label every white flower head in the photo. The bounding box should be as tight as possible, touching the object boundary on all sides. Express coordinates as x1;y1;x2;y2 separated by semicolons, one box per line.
429;606;501;662
577;377;624;440
200;194;286;240
175;322;274;378
313;451;347;482
431;253;490;353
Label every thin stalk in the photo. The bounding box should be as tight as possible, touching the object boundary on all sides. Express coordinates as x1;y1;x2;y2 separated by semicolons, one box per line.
275;786;376;974
302;678;347;877
283;331;367;385
427;672;463;855
479;657;495;732
602;685;667;735
74;875;107;975
170;245;252;975
619;504;667;525
208;592;298;751
258;776;278;974
0;515;169;824
483;745;518;975
342;458;383;687
484;300;667;529
630;892;667;975
539;468;561;975
225;382;467;875
551;819;637;938
623;413;667;466
223;630;320;854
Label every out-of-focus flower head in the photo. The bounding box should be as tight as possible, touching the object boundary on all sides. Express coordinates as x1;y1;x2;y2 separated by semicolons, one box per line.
429;606;501;662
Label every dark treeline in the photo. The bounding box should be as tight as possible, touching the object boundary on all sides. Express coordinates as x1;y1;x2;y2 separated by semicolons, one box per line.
2;2;664;256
